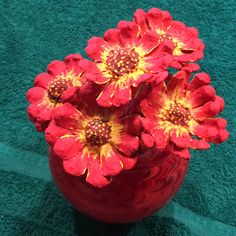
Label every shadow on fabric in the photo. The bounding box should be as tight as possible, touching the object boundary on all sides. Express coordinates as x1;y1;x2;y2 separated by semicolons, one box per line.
73;211;134;236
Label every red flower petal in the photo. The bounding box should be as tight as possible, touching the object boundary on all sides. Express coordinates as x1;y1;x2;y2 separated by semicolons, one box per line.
86;158;110;188
34;120;49;132
212;129;229;144
80;59;110;85
141;132;154;148
137;31;159;54
147;8;172;30
64;54;82;64
115;134;139;157
170;60;182;69
170;133;190;148
167;71;186;97
194;124;218;140
118;155;137;170
165;21;205;63
153;129;167;149
203;118;227;129
147;84;166;108
96;83;114;107
37;105;56;122
188;72;211;91
78;59;99;74
134;9;149;34
104;28;120;43
140;99;156;120
145;41;174;73
111;85;132;107
96;83;131;107
26;87;45;103
169;145;191;159
54;103;85;130
140;117;156;132
45;120;68;145
60;86;78;102
151;71;169;85
64;54;83;74
27;102;54;123
85;72;110;84
28;107;40;121
47;60;67;77
123;115;142;136
100;144;123;176
85;36;106;61
214;96;225;113
79;82;102;110
156;39;175;55
197;118;229;144
192;100;221;120
27;104;50;132
117;20;135;29
189;139;210;150
190;85;216;108
132;73;153;87
34;72;53;89
182;63;200;74
53;137;84;160
194;123;229;144
118;21;140;46
176;46;204;63
146;54;173;73
167;20;187;36
172;63;200;82
63;153;88;176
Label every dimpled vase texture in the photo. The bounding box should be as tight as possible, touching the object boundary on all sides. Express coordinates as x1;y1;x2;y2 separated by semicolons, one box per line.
49;148;189;223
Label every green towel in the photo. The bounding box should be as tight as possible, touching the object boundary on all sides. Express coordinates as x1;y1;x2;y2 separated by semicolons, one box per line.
0;0;235;235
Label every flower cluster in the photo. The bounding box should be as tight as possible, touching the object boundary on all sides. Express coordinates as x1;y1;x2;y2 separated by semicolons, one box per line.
26;8;229;187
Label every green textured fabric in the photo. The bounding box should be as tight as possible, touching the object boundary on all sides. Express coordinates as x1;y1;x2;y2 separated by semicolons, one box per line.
0;0;235;235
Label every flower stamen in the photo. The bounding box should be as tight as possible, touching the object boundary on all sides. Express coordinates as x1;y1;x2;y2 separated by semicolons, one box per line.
157;29;185;56
106;48;139;78
165;103;191;127
85;119;111;146
47;78;72;103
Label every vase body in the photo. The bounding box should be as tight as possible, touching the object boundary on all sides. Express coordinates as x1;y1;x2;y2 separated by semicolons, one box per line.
49;148;189;223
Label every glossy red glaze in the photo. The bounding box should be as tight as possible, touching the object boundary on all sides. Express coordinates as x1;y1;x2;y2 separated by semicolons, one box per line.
49;148;189;223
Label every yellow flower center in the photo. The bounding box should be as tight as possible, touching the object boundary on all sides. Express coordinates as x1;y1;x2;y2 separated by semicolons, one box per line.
47;71;82;103
156;29;185;56
158;98;197;136
47;78;72;103
98;46;146;86
106;48;139;78
164;102;191;126
85;119;111;146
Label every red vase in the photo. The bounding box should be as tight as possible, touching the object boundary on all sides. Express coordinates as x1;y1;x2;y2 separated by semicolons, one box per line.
49;147;189;223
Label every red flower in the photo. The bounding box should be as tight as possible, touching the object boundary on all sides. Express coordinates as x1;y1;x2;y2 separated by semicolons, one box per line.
140;67;229;159
134;8;205;68
26;54;89;131
45;103;140;187
83;21;173;107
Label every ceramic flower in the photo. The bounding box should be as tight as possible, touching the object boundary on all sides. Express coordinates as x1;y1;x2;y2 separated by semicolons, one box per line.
82;21;174;107
140;68;229;158
45;103;139;187
26;54;89;131
26;7;230;191
134;8;205;68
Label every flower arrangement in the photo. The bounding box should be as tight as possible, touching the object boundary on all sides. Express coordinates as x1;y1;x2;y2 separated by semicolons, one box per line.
26;8;229;188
